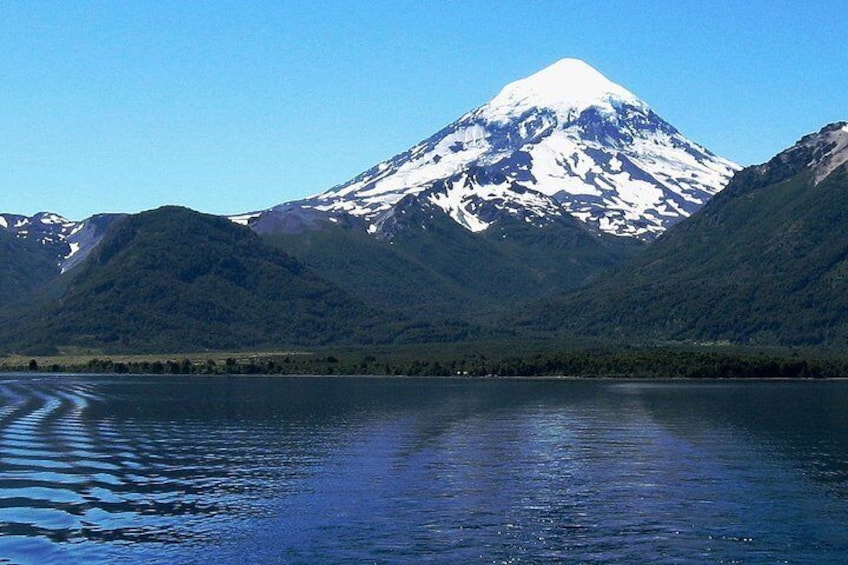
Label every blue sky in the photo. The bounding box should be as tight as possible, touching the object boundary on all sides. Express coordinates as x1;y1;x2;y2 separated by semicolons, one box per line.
2;1;846;219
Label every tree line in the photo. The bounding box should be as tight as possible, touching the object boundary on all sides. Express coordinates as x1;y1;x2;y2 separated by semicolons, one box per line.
8;346;848;379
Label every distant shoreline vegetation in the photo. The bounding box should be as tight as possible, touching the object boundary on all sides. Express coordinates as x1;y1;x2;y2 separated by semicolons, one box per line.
3;343;848;379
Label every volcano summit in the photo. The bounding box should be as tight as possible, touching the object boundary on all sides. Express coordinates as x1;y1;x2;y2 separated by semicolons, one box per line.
255;59;738;240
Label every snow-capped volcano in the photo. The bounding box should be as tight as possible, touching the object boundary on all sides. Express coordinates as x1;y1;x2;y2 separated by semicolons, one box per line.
278;58;738;239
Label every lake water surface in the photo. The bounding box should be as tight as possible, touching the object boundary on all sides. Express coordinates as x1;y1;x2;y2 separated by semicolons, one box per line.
1;375;847;563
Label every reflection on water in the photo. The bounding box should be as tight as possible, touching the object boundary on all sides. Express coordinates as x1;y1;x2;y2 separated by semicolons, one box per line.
0;375;847;563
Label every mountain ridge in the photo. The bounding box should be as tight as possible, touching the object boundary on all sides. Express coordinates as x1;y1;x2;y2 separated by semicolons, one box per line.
2;206;383;353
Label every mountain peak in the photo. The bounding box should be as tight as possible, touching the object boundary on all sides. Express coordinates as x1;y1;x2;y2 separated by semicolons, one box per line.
273;60;737;240
801;121;848;183
755;121;848;186
481;58;642;123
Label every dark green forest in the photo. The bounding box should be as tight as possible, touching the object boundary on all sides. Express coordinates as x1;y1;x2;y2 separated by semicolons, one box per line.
519;150;848;347
263;195;641;322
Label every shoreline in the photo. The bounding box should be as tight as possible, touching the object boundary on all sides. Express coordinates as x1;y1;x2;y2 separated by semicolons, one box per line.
3;342;848;379
2;371;846;382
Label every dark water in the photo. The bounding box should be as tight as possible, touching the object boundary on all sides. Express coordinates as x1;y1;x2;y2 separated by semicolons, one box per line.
1;376;847;564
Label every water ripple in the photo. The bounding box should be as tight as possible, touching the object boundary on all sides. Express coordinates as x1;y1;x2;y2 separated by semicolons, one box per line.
0;377;268;560
1;376;847;563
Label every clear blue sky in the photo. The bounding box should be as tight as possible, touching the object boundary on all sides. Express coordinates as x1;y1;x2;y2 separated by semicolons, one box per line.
2;1;846;220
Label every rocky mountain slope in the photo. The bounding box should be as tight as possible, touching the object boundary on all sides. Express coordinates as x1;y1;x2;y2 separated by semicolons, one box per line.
0;212;123;274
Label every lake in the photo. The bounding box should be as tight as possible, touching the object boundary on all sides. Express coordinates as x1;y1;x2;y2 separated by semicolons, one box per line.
1;375;847;563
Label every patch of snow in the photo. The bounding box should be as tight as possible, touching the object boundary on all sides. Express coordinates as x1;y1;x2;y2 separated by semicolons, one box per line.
0;216;6;229
325;125;491;207
66;241;81;259
39;213;69;225
228;212;261;226
427;174;491;232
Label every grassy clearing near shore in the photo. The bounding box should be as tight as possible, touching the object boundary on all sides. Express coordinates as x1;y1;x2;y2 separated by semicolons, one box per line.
4;340;848;379
0;350;314;373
